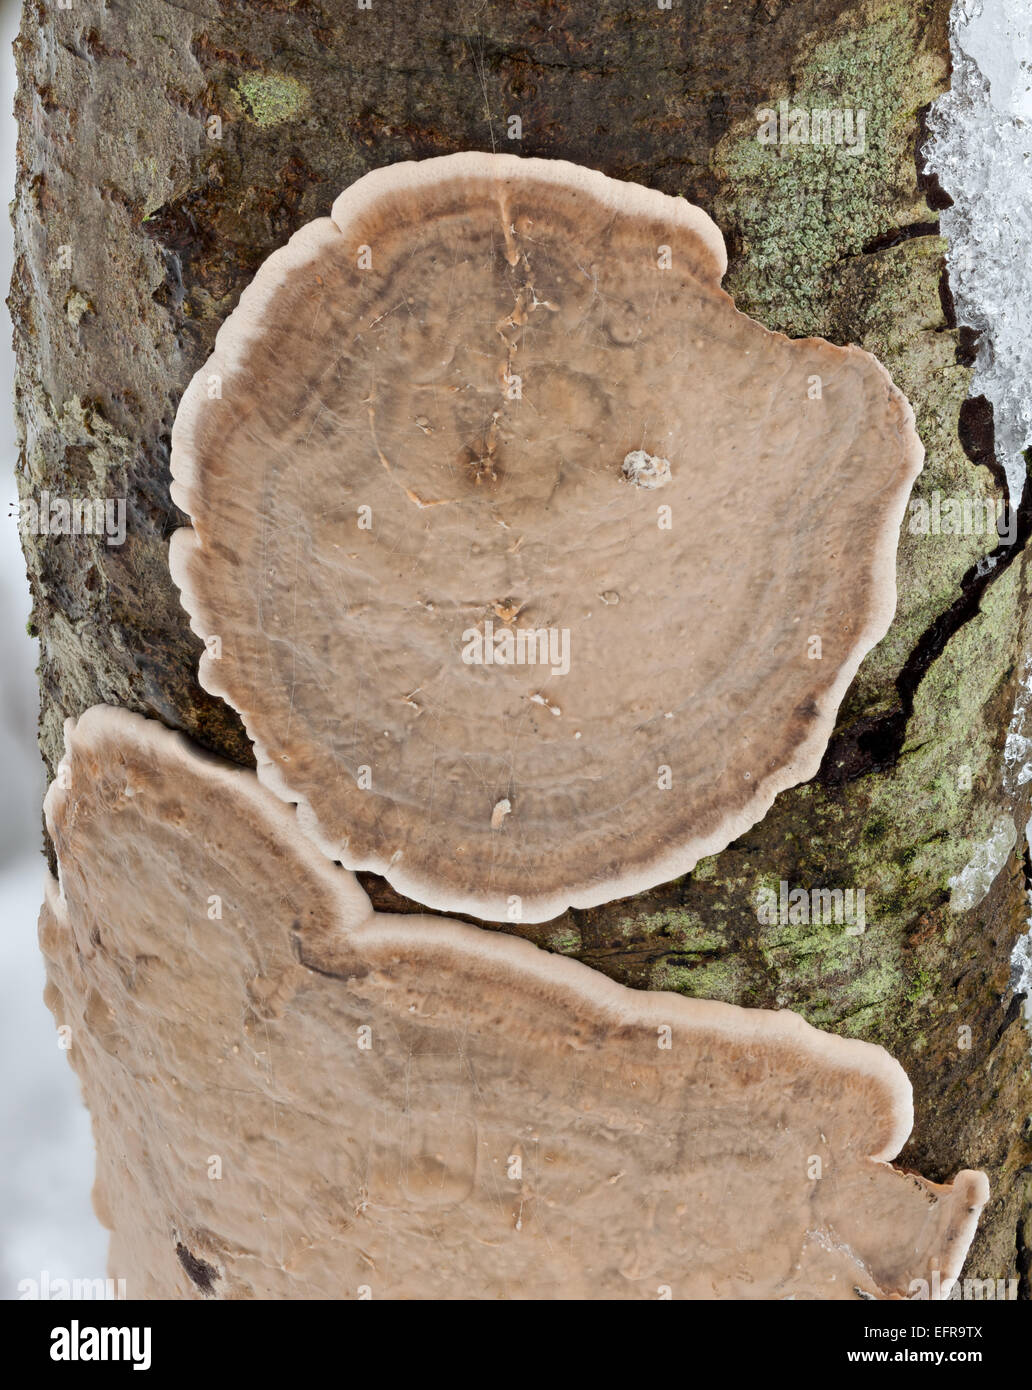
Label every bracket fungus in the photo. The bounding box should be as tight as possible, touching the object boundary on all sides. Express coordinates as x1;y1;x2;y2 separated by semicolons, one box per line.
169;151;923;922
40;707;986;1299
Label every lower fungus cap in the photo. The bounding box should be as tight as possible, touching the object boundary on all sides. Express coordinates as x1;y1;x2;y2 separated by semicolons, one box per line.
169;152;923;923
40;706;986;1300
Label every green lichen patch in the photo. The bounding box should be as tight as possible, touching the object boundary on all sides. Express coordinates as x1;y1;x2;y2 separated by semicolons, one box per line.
651;952;760;1007
233;72;309;127
631;907;728;953
546;926;582;955
714;0;944;339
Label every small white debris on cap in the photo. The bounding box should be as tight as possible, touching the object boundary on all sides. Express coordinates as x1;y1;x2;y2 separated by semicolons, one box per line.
622;449;672;489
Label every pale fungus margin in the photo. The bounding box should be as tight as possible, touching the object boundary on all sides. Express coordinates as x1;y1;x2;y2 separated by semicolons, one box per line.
39;707;986;1300
169;152;923;923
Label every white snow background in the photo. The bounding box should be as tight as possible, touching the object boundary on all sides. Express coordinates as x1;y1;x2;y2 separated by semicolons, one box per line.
1;0;1030;1295
928;0;1032;507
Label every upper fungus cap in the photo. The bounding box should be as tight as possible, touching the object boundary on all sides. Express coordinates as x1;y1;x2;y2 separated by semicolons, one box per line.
40;705;987;1301
170;152;923;923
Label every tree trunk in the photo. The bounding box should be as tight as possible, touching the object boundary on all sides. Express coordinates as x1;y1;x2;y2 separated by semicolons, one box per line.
12;0;1031;1293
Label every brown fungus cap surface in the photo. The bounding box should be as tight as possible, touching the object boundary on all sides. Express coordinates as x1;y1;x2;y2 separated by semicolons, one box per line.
40;707;986;1300
170;152;923;924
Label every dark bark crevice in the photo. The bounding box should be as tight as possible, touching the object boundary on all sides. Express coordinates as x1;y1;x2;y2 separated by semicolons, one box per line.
819;452;1032;791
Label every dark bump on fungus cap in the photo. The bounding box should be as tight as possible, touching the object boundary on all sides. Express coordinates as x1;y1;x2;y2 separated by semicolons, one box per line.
39;706;988;1300
169;152;924;924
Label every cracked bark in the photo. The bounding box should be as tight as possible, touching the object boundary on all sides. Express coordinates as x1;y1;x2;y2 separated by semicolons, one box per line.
11;0;1031;1293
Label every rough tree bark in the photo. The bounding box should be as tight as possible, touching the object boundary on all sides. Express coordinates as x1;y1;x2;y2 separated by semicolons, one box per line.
11;0;1031;1293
